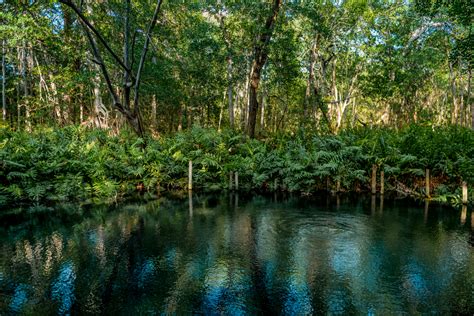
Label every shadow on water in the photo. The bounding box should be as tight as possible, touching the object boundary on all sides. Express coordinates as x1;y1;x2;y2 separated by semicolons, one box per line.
0;193;473;314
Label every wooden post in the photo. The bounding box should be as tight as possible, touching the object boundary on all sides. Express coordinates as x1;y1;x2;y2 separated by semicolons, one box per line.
471;211;474;229
461;205;467;225
274;178;278;191
235;172;239;191
371;164;377;194
462;181;468;204
371;194;376;215
380;170;384;195
229;171;233;190
188;160;193;191
425;168;430;198
188;190;193;216
336;180;341;193
424;200;429;224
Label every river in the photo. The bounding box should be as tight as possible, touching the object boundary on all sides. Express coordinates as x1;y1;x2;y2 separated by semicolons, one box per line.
0;194;473;314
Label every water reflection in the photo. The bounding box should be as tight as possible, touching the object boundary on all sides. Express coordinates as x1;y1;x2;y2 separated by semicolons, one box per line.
0;196;473;314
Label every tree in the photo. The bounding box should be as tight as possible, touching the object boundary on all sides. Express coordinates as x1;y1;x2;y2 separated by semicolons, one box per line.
247;0;281;138
59;0;163;138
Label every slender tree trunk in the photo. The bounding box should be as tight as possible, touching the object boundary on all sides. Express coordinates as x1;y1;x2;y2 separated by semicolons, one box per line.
449;61;458;124
50;76;61;125
177;104;183;131
240;85;247;130
227;56;234;128
151;94;157;130
217;5;234;129
304;35;318;124
260;88;265;131
458;58;465;126
467;69;473;129
247;0;281;138
2;40;6;122
123;0;131;110
21;43;31;132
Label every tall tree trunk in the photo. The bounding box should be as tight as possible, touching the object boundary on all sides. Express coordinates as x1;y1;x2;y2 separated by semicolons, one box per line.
92;72;108;128
2;40;6;122
177;104;183;131
247;0;281;138
151;94;157;130
304;37;317;123
260;87;265;131
21;43;31;132
218;8;234;129
227;56;234;128
449;61;458;124
467;69;473;129
123;0;131;110
458;58;464;125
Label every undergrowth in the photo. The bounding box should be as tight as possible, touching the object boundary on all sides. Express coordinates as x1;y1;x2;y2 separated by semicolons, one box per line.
0;125;473;205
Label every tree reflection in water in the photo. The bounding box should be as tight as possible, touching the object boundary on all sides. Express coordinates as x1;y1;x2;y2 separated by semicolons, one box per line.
0;195;473;314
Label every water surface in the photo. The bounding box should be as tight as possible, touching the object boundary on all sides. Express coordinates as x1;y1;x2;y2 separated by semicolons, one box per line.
1;194;473;314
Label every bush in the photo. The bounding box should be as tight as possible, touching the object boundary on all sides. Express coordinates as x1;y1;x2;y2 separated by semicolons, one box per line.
1;124;473;205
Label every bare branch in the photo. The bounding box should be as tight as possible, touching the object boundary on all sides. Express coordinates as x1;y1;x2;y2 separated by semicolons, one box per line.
132;0;163;115
58;0;133;77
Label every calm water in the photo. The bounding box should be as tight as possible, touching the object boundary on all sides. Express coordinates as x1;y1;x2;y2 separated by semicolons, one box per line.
0;194;473;315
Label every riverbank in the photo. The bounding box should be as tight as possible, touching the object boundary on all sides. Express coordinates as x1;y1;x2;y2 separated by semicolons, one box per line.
1;124;473;206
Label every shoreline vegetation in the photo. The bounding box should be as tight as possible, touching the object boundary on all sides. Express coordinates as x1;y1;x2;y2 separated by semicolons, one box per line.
1;124;472;207
1;2;473;211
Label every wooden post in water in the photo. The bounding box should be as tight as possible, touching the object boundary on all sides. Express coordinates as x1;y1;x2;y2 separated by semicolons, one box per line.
229;171;233;190
371;165;377;194
462;181;468;204
371;194;376;215
424;200;429;224
336;180;341;193
188;190;193;217
425;168;430;198
380;170;385;195
235;172;239;191
188;160;193;191
274;178;278;191
461;205;467;225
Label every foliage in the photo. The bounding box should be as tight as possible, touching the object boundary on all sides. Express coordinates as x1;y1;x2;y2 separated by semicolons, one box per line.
1;125;473;205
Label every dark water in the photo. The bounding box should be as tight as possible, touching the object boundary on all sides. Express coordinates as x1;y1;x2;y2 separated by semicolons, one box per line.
0;194;473;315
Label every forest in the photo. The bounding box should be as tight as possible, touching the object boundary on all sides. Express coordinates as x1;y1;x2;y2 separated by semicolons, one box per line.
0;0;473;205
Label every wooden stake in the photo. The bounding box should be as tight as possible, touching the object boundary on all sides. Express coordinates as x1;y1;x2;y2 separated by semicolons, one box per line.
229;171;233;190
425;168;430;198
462;181;468;204
371;164;377;194
371;194;376;214
424;200;429;224
188;190;193;216
235;172;239;191
188;160;193;191
461;205;467;225
380;170;385;195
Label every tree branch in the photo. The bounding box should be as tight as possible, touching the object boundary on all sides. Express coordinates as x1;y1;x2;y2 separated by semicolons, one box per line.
58;0;133;77
132;0;163;115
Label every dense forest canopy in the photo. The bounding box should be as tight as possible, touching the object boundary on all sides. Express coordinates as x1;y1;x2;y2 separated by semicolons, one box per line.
0;0;472;137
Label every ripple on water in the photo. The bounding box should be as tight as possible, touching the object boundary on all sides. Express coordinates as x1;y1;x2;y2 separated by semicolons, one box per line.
0;196;473;315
